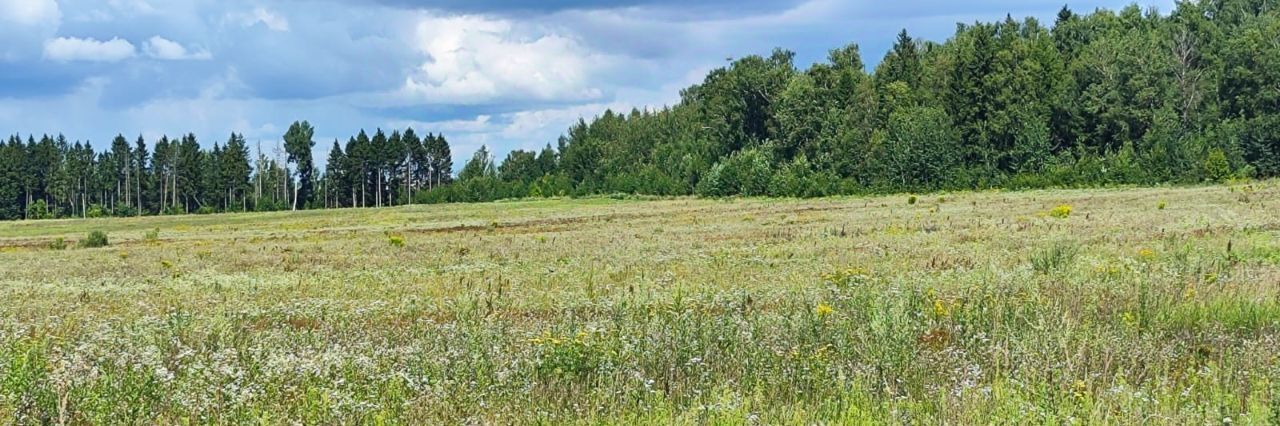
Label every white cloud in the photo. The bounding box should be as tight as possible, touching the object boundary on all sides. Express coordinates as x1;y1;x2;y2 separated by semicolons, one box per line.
107;0;156;15
144;36;211;60
388;115;495;134
0;0;61;26
0;0;61;59
238;7;289;32
43;36;136;62
398;13;608;105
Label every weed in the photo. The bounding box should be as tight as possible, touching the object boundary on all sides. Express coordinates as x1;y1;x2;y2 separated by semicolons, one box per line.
1;184;1278;423
78;230;109;248
1049;204;1073;219
48;237;67;250
1031;241;1079;273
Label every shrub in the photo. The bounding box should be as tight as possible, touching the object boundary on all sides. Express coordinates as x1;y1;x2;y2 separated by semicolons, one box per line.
113;206;137;218
387;233;405;248
1048;204;1073;219
697;148;773;197
48;238;67;250
26;200;52;220
1203;149;1231;182
144;228;160;243
86;204;106;218
908;196;918;205
1031;241;1078;274
78;231;109;248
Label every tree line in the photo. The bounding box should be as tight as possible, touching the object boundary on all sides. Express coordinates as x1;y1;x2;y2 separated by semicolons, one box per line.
3;1;1279;219
0;122;455;220
438;1;1278;202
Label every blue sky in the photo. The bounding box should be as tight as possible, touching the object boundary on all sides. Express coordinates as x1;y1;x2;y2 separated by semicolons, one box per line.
0;0;1173;168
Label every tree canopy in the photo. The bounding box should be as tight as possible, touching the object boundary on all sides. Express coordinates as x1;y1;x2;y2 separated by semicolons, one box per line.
3;2;1279;219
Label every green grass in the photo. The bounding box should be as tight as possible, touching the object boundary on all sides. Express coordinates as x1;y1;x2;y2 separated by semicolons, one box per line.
1;184;1279;423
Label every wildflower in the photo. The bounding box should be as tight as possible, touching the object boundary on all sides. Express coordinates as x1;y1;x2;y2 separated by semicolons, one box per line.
1049;204;1073;219
1121;312;1139;329
1137;248;1156;260
1073;379;1089;398
815;303;834;318
933;299;950;317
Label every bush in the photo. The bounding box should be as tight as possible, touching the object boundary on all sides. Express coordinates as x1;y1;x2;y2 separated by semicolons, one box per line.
1203;149;1231;182
768;155;834;198
1048;204;1073;219
78;231;109;248
697;147;773;197
255;199;287;212
26;200;52;220
48;238;67;250
144;228;160;243
1031;241;1079;274
86;204;106;219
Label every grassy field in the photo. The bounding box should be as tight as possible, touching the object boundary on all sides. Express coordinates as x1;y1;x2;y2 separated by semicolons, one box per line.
2;182;1279;424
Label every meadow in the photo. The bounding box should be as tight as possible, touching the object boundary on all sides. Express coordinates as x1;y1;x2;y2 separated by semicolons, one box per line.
1;182;1279;424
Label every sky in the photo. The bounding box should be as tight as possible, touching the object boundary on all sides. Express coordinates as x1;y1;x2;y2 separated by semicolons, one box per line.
0;0;1174;169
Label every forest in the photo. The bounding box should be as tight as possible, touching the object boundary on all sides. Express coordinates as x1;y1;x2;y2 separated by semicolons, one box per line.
2;1;1278;220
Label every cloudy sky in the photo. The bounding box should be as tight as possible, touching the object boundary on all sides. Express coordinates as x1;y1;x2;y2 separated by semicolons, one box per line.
0;0;1172;168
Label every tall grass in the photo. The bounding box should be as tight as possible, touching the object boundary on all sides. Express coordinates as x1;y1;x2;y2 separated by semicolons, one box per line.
0;182;1278;423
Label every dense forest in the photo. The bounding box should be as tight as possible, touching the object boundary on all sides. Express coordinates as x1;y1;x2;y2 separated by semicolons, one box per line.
0;122;456;220
2;1;1278;220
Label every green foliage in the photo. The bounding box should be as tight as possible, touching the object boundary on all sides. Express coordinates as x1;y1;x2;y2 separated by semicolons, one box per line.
1031;241;1079;273
765;155;839;198
870;106;960;190
86;204;106;219
144;228;160;243
78;230;109;248
5;2;1280;219
25;199;51;220
697;148;773;197
1204;149;1232;182
48;237;67;250
459;146;497;182
283;121;317;210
